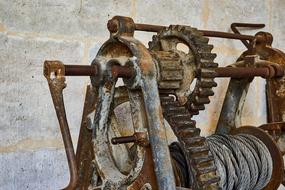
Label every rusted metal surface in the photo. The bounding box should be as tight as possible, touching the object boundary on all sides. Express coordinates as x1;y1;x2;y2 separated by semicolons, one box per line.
231;126;284;190
43;61;78;190
75;85;97;190
65;65;98;76
109;18;258;41
161;96;220;189
135;23;166;33
91;69;144;188
43;15;285;190
92;16;176;189
230;23;265;49
200;30;255;40
135;22;256;41
107;16;135;37
215;78;251;134
111;132;149;147
260;122;285;147
267;70;285;123
216;33;285;134
215;65;284;79
216;56;256;134
149;25;217;115
111;65;135;78
128;148;158;190
47;61;285;80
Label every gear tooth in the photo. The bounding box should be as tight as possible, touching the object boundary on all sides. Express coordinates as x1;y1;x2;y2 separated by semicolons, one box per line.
166;106;186;113
189;109;199;115
196;36;209;43
171;114;192;124
194;97;210;105
191;104;205;111
200;52;217;60
194;155;214;164
182;29;189;35
177;127;200;137
175;119;196;128
177;25;185;32
169;25;176;30
200;68;217;78
196;165;217;175
164;107;186;117
199;176;221;187
200;80;217;88
186;146;210;155
181;136;206;145
198;88;214;97
198;44;214;52
201;60;218;68
160;96;176;105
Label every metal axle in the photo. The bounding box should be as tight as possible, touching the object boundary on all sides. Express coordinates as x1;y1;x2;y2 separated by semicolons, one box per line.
62;64;284;79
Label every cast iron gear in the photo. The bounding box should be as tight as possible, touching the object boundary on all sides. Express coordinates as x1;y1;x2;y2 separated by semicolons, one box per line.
161;95;220;190
149;25;218;115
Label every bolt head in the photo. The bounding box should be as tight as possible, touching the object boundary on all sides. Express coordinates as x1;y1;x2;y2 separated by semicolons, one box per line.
107;19;119;33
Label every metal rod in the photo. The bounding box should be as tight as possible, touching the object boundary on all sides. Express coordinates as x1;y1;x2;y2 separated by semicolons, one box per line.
111;135;137;144
63;64;284;79
200;30;254;40
231;23;265;49
231;23;265;29
135;23;165;33
111;65;135;78
135;23;255;40
63;64;135;78
65;65;97;76
215;66;284;79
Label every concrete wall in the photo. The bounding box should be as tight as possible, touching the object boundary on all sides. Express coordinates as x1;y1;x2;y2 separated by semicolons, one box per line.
0;0;284;189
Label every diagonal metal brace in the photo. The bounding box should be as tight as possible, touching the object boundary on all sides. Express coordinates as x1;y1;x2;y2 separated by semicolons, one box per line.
44;60;78;190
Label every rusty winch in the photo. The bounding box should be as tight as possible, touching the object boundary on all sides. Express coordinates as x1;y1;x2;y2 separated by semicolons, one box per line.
44;16;285;190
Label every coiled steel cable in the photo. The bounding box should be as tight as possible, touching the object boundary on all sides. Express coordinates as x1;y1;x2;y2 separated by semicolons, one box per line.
207;134;273;190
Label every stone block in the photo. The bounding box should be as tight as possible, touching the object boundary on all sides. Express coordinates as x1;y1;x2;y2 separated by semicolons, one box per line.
0;33;86;147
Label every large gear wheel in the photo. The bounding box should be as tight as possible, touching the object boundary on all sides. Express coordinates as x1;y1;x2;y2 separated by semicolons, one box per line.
161;95;220;190
149;25;218;115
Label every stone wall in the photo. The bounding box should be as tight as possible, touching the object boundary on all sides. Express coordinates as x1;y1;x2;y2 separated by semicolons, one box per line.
0;0;284;189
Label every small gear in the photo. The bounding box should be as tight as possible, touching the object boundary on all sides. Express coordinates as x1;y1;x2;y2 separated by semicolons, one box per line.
149;25;218;115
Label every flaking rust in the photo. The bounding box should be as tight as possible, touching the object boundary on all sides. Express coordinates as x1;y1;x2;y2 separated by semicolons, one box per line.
43;16;285;190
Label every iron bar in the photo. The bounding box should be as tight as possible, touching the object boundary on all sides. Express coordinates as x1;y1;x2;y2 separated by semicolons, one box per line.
231;23;265;49
215;66;284;79
62;64;285;79
134;23;255;40
200;30;254;40
111;135;137;144
111;132;148;145
111;65;135;78
65;65;97;76
44;61;78;190
135;23;165;33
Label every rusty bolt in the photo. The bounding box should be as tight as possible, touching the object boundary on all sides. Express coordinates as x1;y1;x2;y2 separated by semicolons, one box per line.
107;19;119;33
111;132;149;146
